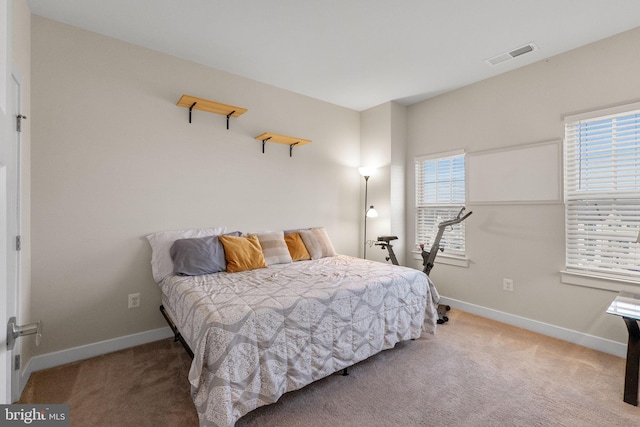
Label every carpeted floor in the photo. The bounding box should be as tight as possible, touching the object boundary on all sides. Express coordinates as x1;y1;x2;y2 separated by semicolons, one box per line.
19;310;640;426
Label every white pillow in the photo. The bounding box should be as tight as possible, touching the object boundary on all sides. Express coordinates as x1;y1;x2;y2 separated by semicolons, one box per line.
146;227;226;282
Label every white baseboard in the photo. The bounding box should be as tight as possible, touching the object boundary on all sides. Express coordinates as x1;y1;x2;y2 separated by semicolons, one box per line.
17;301;628;399
19;326;173;397
440;297;627;358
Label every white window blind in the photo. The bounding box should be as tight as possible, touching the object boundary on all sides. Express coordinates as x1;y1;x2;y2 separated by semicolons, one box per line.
415;151;466;257
564;106;640;281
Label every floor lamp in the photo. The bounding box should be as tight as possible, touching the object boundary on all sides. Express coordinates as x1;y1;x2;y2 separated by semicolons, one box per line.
359;167;378;258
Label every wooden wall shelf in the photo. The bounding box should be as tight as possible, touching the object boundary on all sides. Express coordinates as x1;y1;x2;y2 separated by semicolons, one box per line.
255;132;311;157
177;95;247;129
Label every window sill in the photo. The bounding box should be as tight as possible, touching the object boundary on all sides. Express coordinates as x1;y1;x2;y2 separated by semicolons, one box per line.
412;251;469;268
560;270;640;293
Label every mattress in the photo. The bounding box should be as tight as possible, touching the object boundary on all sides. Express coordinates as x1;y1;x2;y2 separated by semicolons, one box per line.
159;255;439;426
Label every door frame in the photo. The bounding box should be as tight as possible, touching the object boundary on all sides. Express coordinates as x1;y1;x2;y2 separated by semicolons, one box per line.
0;0;9;404
0;163;8;404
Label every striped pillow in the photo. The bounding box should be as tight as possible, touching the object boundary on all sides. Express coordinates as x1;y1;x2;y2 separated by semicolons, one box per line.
299;227;337;259
256;231;293;265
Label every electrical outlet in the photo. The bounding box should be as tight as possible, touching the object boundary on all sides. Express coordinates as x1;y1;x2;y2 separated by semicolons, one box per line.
128;293;141;309
503;278;514;292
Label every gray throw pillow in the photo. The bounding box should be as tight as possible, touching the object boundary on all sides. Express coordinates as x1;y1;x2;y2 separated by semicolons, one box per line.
170;231;241;276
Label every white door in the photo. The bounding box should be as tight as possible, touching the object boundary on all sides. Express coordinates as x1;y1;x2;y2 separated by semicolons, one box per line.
1;71;21;404
1;71;22;404
7;70;23;402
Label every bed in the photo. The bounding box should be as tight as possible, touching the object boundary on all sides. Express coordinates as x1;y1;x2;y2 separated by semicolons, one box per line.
147;227;440;426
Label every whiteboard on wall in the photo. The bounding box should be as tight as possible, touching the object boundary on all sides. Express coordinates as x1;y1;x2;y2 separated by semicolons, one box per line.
467;140;562;204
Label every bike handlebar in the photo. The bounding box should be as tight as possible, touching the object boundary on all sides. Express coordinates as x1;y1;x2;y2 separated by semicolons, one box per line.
438;207;473;228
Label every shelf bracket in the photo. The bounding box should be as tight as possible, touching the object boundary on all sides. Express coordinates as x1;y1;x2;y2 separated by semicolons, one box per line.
261;137;272;153
188;102;197;123
289;142;300;157
226;111;235;130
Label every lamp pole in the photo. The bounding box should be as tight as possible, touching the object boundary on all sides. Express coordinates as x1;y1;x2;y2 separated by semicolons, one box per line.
363;175;370;258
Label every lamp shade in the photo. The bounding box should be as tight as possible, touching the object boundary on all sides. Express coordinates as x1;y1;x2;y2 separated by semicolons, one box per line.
366;206;379;218
358;166;376;178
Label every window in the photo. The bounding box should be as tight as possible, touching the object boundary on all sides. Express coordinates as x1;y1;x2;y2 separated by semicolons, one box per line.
564;103;640;282
415;150;467;257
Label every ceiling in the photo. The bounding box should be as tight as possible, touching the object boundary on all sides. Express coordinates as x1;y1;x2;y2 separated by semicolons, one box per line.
27;0;640;111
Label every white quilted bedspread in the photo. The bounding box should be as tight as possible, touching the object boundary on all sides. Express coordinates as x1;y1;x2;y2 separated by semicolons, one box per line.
159;255;439;426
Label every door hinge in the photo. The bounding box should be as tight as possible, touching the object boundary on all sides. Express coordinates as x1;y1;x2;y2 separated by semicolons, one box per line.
16;235;21;251
16;114;26;132
14;354;20;370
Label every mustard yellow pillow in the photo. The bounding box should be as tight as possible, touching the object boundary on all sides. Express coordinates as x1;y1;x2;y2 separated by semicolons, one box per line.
284;232;311;261
218;234;268;273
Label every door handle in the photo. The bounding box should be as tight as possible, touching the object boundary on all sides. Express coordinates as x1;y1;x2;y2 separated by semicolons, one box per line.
6;317;42;351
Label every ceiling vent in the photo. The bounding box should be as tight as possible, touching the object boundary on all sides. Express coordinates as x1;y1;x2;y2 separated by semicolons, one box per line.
485;42;537;66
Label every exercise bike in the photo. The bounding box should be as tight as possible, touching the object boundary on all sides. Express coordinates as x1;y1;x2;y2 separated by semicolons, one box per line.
376;207;472;324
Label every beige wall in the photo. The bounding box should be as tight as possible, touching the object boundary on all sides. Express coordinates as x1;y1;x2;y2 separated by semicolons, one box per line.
389;102;407;264
359;101;407;264
406;26;640;344
360;102;391;263
30;16;361;356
